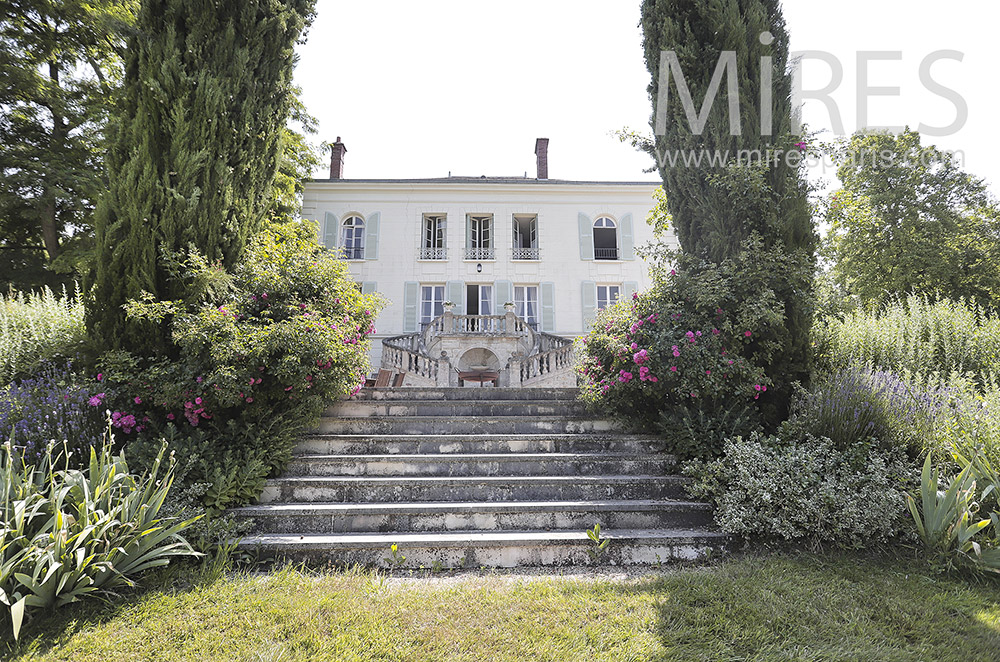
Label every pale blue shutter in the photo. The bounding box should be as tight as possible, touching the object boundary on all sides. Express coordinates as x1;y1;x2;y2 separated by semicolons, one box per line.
578;213;594;260
620;213;635;260
493;280;513;314
465;216;472;254
364;212;380;260
323;212;338;248
623;281;638;301
581;281;597;328
403;282;419;332
361;282;377;295
446;280;465;315
540;282;555;332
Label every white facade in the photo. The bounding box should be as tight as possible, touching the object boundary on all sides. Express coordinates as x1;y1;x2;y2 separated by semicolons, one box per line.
301;176;672;371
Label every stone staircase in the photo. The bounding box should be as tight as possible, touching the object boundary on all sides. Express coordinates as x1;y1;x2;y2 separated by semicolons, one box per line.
233;387;728;568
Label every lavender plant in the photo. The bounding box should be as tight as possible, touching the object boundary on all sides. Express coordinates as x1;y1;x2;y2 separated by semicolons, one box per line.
0;363;106;468
781;369;945;455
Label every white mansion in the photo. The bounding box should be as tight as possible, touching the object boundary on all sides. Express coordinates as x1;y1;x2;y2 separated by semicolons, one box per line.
301;138;670;387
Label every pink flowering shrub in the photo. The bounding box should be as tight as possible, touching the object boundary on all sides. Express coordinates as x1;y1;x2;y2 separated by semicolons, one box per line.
577;239;810;458
577;289;768;439
94;220;383;510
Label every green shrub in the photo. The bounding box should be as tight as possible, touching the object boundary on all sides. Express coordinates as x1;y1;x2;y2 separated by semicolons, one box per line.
814;295;1000;387
577;236;815;453
0;286;87;385
0;433;200;640
91;220;382;510
686;433;915;549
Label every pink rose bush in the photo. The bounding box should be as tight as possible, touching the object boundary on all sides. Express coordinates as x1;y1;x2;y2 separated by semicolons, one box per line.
577;287;769;435
100;221;383;436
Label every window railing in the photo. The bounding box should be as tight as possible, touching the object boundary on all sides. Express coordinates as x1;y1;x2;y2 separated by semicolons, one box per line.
512;247;539;260
418;247;447;260
594;247;619;260
338;246;365;260
465;247;495;260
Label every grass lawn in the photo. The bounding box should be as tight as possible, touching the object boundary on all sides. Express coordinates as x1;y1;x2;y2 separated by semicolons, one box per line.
6;553;1000;661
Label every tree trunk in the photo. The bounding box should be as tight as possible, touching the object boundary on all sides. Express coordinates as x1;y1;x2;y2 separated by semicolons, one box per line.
41;60;63;262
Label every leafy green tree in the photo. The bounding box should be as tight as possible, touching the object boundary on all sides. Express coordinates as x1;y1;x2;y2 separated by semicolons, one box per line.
267;90;322;226
640;0;816;420
88;0;316;353
824;129;1000;308
0;0;135;291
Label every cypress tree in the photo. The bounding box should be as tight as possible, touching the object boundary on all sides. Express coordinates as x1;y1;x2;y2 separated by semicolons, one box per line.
89;0;315;353
641;0;816;413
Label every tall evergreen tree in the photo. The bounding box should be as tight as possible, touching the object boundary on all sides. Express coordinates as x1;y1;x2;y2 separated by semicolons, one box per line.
641;0;816;413
89;0;315;352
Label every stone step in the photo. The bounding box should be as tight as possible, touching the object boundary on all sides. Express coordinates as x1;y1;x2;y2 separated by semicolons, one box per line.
236;528;731;568
285;452;675;477
232;499;713;534
327;399;590;418
295;434;667;456
354;387;580;402
317;415;618;435
259;474;689;503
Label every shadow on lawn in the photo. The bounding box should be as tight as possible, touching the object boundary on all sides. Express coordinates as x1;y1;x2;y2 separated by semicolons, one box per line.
1;560;217;659
590;551;1000;661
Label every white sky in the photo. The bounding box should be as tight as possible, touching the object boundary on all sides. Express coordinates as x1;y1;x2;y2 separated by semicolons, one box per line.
295;0;999;197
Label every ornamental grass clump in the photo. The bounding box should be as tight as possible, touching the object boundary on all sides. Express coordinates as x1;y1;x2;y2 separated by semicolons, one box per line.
0;286;86;385
0;431;200;640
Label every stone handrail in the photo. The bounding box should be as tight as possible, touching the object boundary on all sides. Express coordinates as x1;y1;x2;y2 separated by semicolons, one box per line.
513;342;575;386
382;334;441;382
535;331;571;354
422;312;534;347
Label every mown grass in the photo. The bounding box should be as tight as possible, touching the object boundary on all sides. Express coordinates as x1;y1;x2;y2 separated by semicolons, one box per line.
6;553;1000;661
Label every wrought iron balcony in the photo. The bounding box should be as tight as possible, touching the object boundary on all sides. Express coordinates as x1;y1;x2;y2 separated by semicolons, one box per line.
512;247;540;260
418;247;447;260
594;247;619;260
337;246;365;260
464;247;495;260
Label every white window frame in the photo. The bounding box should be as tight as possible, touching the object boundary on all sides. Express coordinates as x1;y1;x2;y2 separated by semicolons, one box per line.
596;284;621;310
340;215;365;260
514;285;539;324
466;214;494;260
420;285;445;324
420;214;447;259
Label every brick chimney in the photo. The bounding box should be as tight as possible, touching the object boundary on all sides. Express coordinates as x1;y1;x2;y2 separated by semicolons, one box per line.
330;137;347;179
534;138;549;180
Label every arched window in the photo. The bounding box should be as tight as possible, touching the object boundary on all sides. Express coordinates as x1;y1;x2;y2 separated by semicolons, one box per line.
593;216;618;260
340;215;365;259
